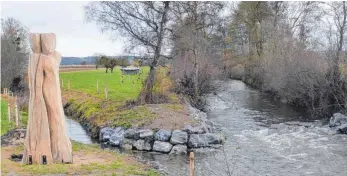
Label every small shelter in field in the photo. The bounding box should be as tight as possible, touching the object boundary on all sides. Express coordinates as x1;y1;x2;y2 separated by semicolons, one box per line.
121;67;140;75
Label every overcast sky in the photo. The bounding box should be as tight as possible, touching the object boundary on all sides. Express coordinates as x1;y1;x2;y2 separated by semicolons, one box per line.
1;1;125;57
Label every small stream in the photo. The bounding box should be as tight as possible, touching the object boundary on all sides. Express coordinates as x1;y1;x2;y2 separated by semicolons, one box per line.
66;118;93;145
66;80;347;176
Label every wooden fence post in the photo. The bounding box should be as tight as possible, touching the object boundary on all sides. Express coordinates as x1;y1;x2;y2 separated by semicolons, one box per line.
190;152;195;176
8;102;11;121
15;96;19;127
104;84;108;100
97;80;99;93
61;79;64;88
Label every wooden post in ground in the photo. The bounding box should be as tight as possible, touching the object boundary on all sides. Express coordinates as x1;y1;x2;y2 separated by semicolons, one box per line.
104;84;108;100
15;96;19;127
7;102;11;121
96;80;99;94
61;79;64;88
68;80;71;90
190;152;195;176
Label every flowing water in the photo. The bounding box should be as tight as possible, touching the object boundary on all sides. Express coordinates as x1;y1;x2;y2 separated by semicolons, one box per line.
67;80;347;176
66;118;93;144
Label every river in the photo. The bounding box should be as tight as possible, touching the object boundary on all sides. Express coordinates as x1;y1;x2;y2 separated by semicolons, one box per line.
66;80;347;176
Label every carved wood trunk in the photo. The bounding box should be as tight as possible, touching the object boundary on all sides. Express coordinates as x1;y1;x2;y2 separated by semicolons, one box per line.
23;33;72;165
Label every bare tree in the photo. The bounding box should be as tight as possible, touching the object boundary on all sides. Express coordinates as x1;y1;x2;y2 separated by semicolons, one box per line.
1;17;29;92
85;1;170;103
326;1;347;83
170;2;224;100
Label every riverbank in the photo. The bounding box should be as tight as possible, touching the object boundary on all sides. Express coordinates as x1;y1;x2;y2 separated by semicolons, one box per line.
1;129;159;175
60;67;226;154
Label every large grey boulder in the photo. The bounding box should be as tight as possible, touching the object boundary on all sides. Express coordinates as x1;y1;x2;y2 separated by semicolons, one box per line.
124;128;140;140
154;129;171;141
170;130;188;144
139;129;154;139
122;138;135;150
188;134;209;148
133;140;152;151
99;127;115;142
205;133;223;144
330;113;347;127
188;133;223;148
109;127;124;146
169;145;187;155
183;125;205;134
153;141;173;153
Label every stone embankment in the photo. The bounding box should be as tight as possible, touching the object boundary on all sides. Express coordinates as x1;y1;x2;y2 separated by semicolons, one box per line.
64;100;225;154
99;104;225;154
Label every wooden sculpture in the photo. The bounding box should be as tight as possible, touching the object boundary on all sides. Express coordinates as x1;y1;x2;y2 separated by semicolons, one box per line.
23;33;72;165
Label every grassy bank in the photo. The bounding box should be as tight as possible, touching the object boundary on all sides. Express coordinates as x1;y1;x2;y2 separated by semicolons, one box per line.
61;67;191;137
1;141;159;175
1;99;12;135
1;97;28;135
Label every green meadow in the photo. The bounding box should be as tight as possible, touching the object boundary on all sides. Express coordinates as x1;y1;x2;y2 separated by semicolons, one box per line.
1;98;28;135
60;67;149;103
1;99;12;135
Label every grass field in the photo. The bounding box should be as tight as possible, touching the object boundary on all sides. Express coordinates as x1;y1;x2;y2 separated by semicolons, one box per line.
1;99;13;135
1;141;159;175
1;97;29;135
60;67;149;103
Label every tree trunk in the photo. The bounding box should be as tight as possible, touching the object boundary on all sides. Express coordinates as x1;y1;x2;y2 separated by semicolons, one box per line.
23;33;72;165
140;2;169;104
141;65;156;103
194;51;199;97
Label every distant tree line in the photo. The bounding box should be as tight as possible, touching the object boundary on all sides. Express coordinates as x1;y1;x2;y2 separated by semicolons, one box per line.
95;55;131;73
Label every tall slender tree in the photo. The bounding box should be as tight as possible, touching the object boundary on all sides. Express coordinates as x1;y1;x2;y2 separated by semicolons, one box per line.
85;1;170;103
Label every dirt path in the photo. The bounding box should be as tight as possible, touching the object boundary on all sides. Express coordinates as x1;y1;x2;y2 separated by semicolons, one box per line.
1;142;156;175
143;104;198;130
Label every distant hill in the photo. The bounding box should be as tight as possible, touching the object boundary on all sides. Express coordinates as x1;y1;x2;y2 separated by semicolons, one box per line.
61;56;139;65
61;56;96;65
